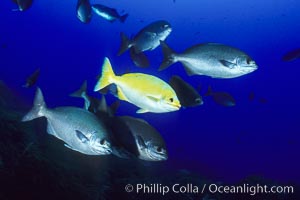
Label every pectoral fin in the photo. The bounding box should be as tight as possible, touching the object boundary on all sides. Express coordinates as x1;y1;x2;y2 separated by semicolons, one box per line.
219;60;237;69
183;65;196;76
136;135;147;150
136;108;149;113
75;130;89;143
46;122;56;136
145;32;157;39
146;95;160;102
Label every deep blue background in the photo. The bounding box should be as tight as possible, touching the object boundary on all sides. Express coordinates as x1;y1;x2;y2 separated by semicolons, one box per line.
1;0;300;183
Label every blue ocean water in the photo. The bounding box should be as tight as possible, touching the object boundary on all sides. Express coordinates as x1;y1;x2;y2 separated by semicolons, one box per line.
1;0;300;189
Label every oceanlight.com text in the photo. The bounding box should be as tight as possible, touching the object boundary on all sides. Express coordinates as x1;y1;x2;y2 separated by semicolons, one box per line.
124;183;294;196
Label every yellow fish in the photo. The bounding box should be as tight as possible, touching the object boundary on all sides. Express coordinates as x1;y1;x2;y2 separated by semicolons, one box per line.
94;57;181;113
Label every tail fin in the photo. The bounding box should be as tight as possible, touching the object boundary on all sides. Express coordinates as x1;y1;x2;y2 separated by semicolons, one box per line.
159;41;177;71
97;95;120;117
94;57;116;92
98;95;109;113
22;88;46;122
205;85;213;96
119;14;129;23
117;32;131;56
129;48;150;67
70;80;87;98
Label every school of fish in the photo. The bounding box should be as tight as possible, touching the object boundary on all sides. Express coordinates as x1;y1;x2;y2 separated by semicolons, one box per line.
10;0;265;161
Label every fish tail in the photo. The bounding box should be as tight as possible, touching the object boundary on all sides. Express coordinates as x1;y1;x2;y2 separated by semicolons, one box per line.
97;95;109;113
118;32;131;55
22;87;47;122
70;80;87;98
94;57;116;92
205;85;213;96
120;14;129;23
159;41;177;71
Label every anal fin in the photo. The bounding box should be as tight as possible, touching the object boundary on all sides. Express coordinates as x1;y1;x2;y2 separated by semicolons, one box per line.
46;121;62;139
64;144;74;150
136;135;147;150
76;130;89;143
183;65;195;76
117;87;128;101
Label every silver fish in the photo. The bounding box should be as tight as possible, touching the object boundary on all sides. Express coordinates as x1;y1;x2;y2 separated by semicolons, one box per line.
118;20;172;54
118;20;172;58
160;41;258;79
111;116;168;161
22;88;112;155
91;4;128;23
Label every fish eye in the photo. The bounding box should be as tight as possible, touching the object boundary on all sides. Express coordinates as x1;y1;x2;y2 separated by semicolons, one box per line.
169;98;174;102
99;139;106;145
246;58;252;64
161;24;168;29
157;147;162;152
195;98;201;103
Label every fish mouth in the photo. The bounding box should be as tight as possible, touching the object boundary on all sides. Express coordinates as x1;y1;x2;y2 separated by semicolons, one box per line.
97;147;112;155
166;28;172;33
168;102;181;110
242;64;258;73
164;99;181;110
247;64;258;72
93;144;112;155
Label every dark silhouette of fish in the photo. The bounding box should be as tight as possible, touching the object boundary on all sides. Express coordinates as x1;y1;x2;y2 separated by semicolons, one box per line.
282;48;300;61
205;86;236;107
76;0;92;24
169;75;203;107
22;68;40;88
259;97;268;104
248;91;255;102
